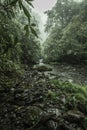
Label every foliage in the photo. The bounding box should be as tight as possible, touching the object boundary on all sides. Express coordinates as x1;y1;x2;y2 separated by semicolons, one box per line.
45;0;80;32
51;79;87;113
44;0;87;64
20;34;41;64
0;0;41;89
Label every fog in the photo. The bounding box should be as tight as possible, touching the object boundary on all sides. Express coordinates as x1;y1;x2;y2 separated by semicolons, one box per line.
32;0;56;42
33;0;82;42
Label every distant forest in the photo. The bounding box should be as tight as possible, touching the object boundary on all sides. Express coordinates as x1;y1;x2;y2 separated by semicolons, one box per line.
44;0;87;64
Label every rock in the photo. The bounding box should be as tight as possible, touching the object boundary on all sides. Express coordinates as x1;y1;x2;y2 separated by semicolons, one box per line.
63;110;85;123
33;64;52;72
46;120;57;130
57;123;73;130
23;106;43;128
57;123;82;130
82;118;87;129
1;69;87;130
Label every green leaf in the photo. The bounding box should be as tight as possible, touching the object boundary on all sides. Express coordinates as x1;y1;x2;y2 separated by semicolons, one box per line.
26;0;34;1
14;36;18;44
22;4;31;23
26;0;34;8
24;25;29;36
28;2;34;8
30;27;38;37
18;0;22;9
31;23;36;27
24;25;28;30
10;0;18;6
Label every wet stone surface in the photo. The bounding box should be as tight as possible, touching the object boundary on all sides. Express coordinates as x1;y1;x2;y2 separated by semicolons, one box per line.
45;63;87;85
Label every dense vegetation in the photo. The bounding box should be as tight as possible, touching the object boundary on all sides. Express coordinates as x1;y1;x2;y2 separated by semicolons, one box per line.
0;0;41;89
44;0;87;64
0;0;87;130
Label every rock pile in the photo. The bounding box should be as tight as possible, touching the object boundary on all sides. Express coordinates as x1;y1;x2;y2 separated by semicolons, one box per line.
0;70;87;130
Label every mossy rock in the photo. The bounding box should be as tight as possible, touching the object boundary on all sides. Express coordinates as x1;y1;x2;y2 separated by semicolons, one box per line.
23;106;43;126
33;64;52;72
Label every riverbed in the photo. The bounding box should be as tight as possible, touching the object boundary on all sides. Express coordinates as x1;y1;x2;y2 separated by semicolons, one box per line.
44;63;87;85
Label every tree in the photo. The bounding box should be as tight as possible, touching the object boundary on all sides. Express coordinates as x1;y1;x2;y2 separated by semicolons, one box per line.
0;0;41;88
45;0;79;32
44;0;87;64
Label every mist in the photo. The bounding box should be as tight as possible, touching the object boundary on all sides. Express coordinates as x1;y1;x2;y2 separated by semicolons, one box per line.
33;0;83;42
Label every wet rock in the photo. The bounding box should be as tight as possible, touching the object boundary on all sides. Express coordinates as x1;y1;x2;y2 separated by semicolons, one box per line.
23;106;43;128
63;110;85;123
46;120;57;130
57;123;72;130
33;64;52;72
82;118;87;129
57;123;82;130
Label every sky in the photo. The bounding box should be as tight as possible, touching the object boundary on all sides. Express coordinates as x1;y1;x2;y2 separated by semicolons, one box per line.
33;0;57;12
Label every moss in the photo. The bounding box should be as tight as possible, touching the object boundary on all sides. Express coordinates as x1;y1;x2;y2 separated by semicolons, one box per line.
47;90;57;100
50;79;87;113
51;79;87;95
33;64;52;72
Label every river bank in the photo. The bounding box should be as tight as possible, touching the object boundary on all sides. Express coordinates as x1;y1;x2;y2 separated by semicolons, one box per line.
0;68;87;130
40;62;87;85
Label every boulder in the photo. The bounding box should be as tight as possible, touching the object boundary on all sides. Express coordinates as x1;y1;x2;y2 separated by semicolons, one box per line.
33;64;52;72
63;110;85;123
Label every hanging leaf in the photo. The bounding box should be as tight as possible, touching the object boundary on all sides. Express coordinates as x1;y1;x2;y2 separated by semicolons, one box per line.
22;4;31;23
24;25;29;36
10;0;18;6
27;0;34;1
18;0;22;9
31;23;36;27
30;27;38;37
25;0;34;8
24;25;28;30
28;2;34;8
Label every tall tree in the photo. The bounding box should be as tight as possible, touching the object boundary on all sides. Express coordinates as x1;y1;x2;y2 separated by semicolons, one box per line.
44;0;87;63
45;0;79;32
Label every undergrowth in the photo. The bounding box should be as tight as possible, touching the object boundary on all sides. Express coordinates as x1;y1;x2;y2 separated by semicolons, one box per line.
50;79;87;114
